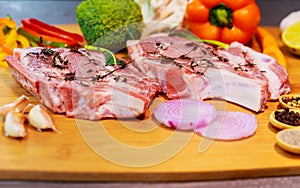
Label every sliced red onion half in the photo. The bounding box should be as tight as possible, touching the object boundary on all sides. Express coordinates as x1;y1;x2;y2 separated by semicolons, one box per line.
194;111;257;140
152;99;216;131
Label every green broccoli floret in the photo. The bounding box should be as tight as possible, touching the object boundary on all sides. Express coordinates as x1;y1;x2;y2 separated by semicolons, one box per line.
76;0;144;52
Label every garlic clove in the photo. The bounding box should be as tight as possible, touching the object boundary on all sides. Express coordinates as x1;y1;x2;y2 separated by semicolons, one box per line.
14;95;30;113
21;103;34;114
4;111;27;138
0;95;30;118
28;104;58;132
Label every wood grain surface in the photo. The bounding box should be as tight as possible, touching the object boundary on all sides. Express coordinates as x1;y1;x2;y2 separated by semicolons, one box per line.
0;25;299;182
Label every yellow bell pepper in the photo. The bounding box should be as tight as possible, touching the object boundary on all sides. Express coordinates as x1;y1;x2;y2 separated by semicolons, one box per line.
5;28;18;48
0;51;7;66
0;17;30;66
17;33;30;48
0;18;16;29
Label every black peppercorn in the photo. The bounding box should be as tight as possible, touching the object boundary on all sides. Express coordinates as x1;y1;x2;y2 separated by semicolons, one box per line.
274;108;300;126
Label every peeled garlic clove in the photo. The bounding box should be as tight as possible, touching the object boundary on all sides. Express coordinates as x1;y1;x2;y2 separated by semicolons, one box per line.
28;104;58;132
14;95;30;113
21;103;34;114
0;95;30;118
4;111;27;138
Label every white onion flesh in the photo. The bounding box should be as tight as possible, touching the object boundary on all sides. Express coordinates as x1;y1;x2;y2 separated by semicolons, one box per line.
152;99;216;131
194;111;257;140
153;99;257;141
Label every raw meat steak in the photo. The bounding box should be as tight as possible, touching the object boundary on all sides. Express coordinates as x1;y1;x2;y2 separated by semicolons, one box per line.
6;47;160;120
127;33;290;112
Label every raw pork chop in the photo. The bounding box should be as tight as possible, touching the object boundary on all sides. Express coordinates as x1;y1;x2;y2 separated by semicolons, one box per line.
6;47;160;120
127;33;290;112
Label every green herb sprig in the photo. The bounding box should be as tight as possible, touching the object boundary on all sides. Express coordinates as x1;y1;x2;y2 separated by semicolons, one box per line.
169;29;229;49
84;45;118;66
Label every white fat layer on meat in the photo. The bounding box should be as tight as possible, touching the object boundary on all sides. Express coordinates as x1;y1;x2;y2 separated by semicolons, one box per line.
187;69;265;112
229;42;290;100
140;58;265;111
38;81;66;113
253;52;281;99
210;69;264;112
252;51;287;100
110;88;144;116
138;59;171;93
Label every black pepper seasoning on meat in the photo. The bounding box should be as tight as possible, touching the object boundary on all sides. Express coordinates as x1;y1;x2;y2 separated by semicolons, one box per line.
64;72;76;81
26;47;69;70
52;52;67;69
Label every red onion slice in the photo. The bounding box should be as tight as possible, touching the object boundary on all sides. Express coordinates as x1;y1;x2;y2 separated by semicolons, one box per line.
195;111;257;140
152;99;216;130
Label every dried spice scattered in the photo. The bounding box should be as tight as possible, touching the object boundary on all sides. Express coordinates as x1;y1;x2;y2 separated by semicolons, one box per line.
26;47;69;70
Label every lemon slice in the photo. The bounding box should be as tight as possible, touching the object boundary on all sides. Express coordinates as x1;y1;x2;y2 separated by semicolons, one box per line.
282;21;300;56
276;128;300;154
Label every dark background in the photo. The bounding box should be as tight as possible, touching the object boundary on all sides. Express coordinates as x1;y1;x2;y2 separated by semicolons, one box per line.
0;0;299;26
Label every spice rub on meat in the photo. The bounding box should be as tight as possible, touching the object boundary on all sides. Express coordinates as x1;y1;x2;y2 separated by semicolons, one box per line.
6;47;160;120
127;33;290;112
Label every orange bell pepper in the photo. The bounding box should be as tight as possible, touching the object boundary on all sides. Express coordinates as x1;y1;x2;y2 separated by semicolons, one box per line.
0;18;16;45
0;18;16;29
185;0;261;44
0;17;30;66
0;18;17;57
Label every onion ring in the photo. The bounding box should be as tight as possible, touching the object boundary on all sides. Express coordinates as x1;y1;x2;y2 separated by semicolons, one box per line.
195;111;257;140
152;99;216;130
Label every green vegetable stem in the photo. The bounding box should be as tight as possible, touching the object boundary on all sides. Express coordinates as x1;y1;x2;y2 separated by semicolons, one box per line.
169;28;229;49
17;28;68;48
84;45;118;66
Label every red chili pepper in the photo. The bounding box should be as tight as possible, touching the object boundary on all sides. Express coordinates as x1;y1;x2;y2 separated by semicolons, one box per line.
28;18;84;43
18;27;68;48
22;27;67;43
21;18;84;46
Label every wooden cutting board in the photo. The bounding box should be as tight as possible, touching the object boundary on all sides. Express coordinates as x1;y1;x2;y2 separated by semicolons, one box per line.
0;25;300;182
